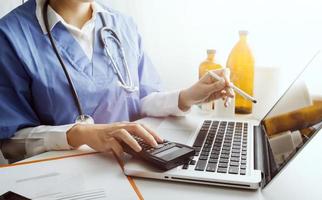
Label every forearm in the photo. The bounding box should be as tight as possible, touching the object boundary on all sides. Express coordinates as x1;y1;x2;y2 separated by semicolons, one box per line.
140;90;191;117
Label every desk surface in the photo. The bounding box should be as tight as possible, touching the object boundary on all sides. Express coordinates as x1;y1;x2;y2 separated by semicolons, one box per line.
15;108;322;200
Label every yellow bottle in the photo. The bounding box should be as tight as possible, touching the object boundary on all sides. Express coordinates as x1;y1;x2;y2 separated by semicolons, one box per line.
226;31;255;114
199;49;223;110
199;49;222;79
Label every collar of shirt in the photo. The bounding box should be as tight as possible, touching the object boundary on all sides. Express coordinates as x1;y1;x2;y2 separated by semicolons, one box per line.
35;0;113;59
35;0;112;35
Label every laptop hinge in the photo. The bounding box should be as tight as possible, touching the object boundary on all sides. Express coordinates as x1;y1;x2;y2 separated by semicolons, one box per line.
254;125;270;186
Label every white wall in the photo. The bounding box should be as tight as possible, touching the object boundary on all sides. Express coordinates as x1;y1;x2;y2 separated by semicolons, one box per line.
104;0;322;91
0;0;21;18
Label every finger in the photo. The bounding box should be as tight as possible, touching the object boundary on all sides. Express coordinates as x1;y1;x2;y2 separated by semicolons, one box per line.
202;68;225;84
109;138;124;158
226;86;235;98
126;124;158;147
113;129;142;152
224;97;229;107
220;90;226;100
207;91;226;102
210;68;226;76
215;68;233;91
223;85;234;107
206;79;226;93
140;124;164;143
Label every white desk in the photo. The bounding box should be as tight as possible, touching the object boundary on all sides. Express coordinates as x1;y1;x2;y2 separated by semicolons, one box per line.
15;108;322;200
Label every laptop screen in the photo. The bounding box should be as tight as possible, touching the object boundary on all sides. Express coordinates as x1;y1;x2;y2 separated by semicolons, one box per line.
261;51;322;186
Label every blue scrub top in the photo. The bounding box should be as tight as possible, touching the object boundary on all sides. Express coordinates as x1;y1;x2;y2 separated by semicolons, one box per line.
0;0;162;139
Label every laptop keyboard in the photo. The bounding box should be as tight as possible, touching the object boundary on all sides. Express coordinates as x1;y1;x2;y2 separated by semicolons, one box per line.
182;120;248;175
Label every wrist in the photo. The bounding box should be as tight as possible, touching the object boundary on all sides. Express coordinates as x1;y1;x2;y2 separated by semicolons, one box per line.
179;89;194;112
67;124;87;148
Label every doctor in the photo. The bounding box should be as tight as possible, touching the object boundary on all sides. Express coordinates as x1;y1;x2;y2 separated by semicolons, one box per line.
0;0;233;158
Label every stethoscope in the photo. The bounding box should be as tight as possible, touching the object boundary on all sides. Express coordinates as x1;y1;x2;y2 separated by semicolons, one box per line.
100;27;138;93
42;0;138;124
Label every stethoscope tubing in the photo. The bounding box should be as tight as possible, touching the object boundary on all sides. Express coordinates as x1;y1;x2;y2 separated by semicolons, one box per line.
42;0;85;118
100;27;137;92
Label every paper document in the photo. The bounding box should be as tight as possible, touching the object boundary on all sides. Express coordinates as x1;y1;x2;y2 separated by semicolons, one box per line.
0;153;139;200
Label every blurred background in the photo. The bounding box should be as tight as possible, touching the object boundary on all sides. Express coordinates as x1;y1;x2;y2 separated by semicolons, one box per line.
1;0;321;91
103;0;322;91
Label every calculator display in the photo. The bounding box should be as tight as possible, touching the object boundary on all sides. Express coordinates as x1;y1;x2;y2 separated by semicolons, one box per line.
155;146;181;157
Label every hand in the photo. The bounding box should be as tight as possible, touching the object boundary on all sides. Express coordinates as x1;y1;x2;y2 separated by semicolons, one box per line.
179;68;234;111
66;122;163;158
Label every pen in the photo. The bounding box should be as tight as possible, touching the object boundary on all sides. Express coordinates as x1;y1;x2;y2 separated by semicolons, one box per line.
207;70;257;104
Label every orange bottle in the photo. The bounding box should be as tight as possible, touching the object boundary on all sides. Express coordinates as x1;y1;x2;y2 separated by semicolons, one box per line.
226;31;255;114
199;49;223;110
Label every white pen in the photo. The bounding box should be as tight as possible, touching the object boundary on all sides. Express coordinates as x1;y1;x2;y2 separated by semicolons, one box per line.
207;70;257;104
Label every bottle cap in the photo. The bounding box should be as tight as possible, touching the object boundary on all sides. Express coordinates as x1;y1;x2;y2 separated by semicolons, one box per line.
239;30;248;36
207;49;216;54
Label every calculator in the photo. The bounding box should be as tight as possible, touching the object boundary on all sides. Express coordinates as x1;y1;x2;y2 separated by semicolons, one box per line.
122;135;195;171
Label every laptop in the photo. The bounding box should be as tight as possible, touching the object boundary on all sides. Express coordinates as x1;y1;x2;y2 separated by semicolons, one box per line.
124;51;322;189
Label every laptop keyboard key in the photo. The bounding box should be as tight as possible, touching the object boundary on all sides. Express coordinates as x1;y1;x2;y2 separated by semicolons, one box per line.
190;160;196;165
182;164;189;169
229;167;239;174
231;153;240;158
199;156;208;160
208;158;218;163
220;154;229;159
229;161;239;167
195;160;207;171
206;163;217;172
218;163;228;168
219;158;228;163
200;151;210;156
210;154;219;159
217;167;227;173
230;157;239;162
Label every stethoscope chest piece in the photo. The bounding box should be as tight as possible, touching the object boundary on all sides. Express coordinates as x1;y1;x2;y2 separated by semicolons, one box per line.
75;115;95;124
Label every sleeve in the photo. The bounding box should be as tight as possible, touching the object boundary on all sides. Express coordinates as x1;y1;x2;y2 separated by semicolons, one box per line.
12;124;74;156
140;90;191;117
0;29;40;139
135;24;163;99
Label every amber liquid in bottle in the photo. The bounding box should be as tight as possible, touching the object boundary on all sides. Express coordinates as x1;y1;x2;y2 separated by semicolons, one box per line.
226;31;255;114
199;49;222;110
